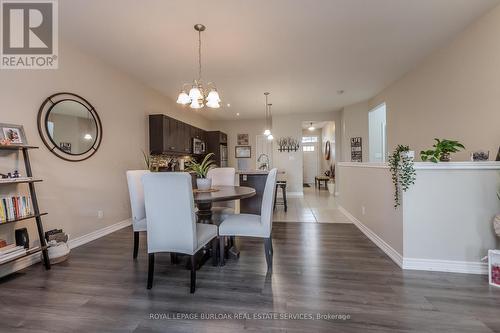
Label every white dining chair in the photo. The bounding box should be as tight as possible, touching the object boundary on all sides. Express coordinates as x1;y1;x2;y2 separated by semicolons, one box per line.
207;167;236;224
126;170;150;259
218;168;278;271
142;172;218;293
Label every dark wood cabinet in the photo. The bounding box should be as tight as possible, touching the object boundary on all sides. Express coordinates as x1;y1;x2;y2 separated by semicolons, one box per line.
149;114;205;155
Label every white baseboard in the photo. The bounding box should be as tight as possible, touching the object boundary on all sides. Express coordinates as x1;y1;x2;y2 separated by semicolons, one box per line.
286;192;303;197
68;218;132;249
338;206;488;275
0;218;132;278
403;258;487;275
338;206;403;268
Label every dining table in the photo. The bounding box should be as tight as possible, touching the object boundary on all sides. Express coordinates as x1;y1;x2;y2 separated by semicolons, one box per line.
192;185;256;267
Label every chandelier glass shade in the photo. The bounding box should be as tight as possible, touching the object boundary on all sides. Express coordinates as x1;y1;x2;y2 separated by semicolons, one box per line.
177;24;221;109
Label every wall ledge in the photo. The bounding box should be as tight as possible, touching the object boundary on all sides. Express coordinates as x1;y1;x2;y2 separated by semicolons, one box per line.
338;161;500;170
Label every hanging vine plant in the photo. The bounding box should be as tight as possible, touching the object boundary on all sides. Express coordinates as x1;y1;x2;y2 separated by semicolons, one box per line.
388;145;416;208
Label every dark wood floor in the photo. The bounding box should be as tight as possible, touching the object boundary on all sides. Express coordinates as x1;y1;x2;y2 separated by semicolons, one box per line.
1;223;499;333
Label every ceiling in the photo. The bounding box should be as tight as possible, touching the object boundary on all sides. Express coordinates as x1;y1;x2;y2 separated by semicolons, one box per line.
60;0;499;120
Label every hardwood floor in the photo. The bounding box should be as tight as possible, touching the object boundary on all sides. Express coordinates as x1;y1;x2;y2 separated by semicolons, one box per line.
1;223;499;333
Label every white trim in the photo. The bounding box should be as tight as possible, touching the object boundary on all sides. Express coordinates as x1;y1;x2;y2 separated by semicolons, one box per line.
403;258;487;275
68;218;132;249
0;218;132;278
338;206;403;267
286;191;304;197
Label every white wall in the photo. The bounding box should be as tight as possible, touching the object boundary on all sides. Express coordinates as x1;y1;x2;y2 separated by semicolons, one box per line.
0;41;209;263
339;100;369;163
337;164;403;257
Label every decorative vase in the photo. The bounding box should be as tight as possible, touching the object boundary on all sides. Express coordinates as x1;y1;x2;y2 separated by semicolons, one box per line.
401;151;415;160
327;181;335;194
440;152;451;162
494;214;500;238
196;178;212;191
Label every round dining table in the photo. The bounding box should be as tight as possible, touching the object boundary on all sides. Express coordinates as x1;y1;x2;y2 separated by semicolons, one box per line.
193;185;256;224
192;185;256;267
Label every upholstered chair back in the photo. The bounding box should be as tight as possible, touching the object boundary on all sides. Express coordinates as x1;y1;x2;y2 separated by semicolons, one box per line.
142;172;197;254
260;168;278;237
126;170;150;232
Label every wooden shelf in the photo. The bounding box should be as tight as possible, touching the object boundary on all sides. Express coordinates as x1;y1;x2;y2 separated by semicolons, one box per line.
0;246;47;266
0;145;38;150
0;178;43;185
0;213;48;226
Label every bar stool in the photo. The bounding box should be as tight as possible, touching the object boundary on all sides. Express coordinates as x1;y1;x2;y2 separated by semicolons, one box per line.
274;180;288;212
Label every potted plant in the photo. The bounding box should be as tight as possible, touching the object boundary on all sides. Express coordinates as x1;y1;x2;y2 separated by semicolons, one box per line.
325;164;335;195
186;153;216;190
420;138;465;163
388;145;416;208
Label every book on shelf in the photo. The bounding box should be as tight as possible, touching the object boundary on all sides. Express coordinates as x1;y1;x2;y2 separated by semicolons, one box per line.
0;195;32;222
0;245;27;263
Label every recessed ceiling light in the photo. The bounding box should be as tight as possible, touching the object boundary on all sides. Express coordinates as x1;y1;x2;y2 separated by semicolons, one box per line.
227;103;231;107
236;113;240;116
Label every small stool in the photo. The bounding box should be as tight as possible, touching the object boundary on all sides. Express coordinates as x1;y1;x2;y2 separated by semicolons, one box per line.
274;180;287;212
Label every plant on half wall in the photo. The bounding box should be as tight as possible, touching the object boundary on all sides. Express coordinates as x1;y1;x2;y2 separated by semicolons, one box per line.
420;138;465;163
388;145;416;208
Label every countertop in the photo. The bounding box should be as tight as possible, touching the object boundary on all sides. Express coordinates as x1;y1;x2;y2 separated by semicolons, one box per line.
237;170;286;175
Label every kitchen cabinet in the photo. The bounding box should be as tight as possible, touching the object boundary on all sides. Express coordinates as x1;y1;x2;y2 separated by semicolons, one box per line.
149;114;206;155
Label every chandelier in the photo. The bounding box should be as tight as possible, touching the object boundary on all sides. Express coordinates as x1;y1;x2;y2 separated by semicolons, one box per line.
263;92;273;140
176;24;221;109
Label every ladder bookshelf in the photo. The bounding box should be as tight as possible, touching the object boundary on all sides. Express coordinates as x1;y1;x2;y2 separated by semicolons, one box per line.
0;145;50;270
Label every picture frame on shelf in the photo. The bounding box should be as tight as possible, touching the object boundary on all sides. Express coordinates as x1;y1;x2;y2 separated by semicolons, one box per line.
235;146;251;158
237;133;249;145
0;123;27;145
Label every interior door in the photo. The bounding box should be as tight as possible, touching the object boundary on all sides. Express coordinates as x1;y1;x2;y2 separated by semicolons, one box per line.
302;141;319;184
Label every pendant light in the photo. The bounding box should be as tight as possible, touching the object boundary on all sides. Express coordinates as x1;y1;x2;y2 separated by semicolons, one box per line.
267;103;274;140
177;24;221;109
263;92;271;136
308;122;315;131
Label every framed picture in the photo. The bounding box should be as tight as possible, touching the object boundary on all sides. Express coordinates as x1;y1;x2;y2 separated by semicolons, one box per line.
237;133;249;145
350;137;362;162
0;123;27;145
60;142;72;153
235;146;251;158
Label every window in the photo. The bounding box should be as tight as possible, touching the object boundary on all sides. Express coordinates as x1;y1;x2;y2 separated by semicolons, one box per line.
303;146;315;152
302;136;318;143
368;103;387;162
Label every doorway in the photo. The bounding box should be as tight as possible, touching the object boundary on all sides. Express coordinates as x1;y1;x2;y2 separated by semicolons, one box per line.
368;103;387;162
302;135;319;185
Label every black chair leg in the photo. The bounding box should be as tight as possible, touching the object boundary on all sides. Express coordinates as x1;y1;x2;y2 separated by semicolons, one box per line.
147;253;155;289
133;231;139;259
264;237;273;272
282;186;288;212
273;184;278;210
219;236;225;266
212;237;219;266
190;255;197;293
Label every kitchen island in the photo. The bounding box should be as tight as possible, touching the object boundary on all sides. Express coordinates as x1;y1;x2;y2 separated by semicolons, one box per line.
237;170;284;214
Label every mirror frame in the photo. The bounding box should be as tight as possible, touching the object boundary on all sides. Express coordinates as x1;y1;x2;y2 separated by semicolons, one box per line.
37;92;102;162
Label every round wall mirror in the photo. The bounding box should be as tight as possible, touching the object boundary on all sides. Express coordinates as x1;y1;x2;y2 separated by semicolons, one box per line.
38;93;102;161
325;141;331;160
